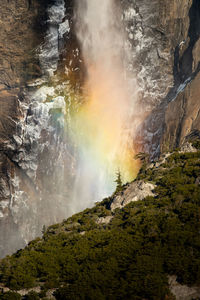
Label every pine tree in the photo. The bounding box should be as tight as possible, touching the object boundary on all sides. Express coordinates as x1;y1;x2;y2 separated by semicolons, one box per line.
115;170;123;193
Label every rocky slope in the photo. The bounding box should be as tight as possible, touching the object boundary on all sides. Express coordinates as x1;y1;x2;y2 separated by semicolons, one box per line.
0;0;200;258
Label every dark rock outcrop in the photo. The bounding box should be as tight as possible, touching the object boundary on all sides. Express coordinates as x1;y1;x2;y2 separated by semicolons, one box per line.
162;72;200;151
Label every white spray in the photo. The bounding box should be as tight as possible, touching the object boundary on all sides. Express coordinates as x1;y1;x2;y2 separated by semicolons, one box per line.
69;0;140;213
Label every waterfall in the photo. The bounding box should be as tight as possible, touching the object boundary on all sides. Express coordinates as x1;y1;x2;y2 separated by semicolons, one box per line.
68;0;140;211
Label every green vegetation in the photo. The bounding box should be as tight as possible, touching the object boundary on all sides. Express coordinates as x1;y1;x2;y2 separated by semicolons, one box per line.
192;139;200;150
114;170;123;193
0;149;200;299
24;291;40;300
0;292;21;300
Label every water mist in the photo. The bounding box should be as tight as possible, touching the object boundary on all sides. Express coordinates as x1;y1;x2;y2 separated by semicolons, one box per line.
69;0;140;212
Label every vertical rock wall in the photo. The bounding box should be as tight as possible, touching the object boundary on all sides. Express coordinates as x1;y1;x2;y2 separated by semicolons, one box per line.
0;0;49;257
161;0;200;151
126;0;200;155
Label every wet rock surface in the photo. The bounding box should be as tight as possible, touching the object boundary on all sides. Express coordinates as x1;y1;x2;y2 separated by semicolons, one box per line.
0;0;49;257
0;0;80;258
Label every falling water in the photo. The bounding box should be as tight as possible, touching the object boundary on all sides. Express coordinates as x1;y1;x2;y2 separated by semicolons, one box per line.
68;0;140;212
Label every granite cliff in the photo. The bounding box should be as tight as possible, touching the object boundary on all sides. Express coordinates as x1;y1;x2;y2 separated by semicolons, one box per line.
0;0;49;256
129;0;200;155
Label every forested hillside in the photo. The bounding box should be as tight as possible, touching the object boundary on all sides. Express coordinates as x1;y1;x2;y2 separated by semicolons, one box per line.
0;142;200;300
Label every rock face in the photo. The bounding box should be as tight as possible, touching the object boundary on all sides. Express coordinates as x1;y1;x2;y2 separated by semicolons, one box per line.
0;0;49;257
110;181;155;211
0;0;46;89
129;0;200;155
0;0;47;157
0;0;84;258
169;275;200;300
162;72;200;151
123;0;194;106
160;0;200;151
0;0;83;258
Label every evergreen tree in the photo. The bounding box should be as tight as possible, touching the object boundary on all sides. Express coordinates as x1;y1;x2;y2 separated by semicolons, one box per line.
115;170;123;193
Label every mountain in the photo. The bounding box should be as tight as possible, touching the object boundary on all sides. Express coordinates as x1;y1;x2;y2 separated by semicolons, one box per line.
0;144;200;299
0;0;199;274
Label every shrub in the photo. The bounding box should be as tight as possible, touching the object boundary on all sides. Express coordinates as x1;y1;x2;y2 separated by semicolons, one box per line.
0;291;21;300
